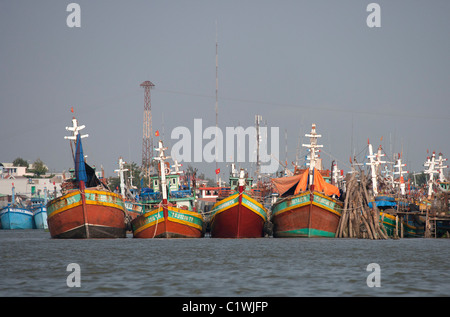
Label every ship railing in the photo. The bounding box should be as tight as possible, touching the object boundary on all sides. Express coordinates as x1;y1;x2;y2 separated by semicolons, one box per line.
218;188;233;197
170;190;192;198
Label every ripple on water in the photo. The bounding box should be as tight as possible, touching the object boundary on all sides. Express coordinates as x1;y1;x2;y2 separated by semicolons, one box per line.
1;231;449;296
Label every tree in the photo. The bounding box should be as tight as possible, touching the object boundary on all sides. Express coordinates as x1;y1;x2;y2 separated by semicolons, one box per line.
127;162;142;190
13;157;28;168
29;158;48;177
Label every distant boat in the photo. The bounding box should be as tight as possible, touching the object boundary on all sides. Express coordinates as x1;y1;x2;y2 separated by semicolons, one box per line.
0;184;34;230
209;168;268;238
46;116;127;239
0;206;34;230
131;141;204;238
31;199;48;230
29;189;49;230
114;157;144;227
271;124;343;238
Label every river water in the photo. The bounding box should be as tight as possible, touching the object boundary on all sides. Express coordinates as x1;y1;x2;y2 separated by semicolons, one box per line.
0;230;449;297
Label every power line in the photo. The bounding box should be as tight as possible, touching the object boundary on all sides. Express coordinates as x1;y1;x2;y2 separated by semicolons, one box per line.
155;88;450;121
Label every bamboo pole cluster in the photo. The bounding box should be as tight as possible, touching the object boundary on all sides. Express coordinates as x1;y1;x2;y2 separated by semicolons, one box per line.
335;172;389;239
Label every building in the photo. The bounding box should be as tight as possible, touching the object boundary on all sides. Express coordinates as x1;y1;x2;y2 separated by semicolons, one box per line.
0;163;28;178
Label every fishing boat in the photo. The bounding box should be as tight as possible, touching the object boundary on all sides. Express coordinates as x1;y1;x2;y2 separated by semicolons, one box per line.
0;206;34;230
366;144;425;238
0;184;34;230
271;124;343;238
31;193;48;230
46;116;127;239
114;157;144;224
423;151;450;237
209;167;268;238
131;141;204;238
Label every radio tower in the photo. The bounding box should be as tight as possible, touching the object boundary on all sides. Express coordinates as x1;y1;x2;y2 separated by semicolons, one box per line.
140;80;155;178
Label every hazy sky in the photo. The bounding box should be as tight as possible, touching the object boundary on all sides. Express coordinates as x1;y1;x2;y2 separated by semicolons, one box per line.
1;1;449;179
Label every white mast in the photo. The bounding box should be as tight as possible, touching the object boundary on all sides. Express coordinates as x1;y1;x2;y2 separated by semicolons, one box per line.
171;160;183;175
332;161;343;187
365;140;389;197
231;163;238;177
436;152;448;183
302;123;323;187
114;157;128;198
375;145;386;175
424;151;437;198
393;154;408;196
238;169;246;187
154;140;170;201
366;140;379;196
64;117;88;141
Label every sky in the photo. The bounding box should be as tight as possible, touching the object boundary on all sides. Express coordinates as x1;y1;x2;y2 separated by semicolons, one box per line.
0;0;449;180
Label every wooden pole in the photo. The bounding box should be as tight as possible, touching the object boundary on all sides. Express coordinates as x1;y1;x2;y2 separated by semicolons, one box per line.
395;214;399;239
400;215;404;238
425;207;431;238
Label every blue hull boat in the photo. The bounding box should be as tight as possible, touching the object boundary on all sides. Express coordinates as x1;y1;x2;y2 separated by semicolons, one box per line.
0;206;35;229
32;206;48;229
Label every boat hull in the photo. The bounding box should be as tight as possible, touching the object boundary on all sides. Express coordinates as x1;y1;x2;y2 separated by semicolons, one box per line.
272;192;342;238
124;201;143;221
379;212;397;236
404;220;425;238
210;192;267;238
33;206;48;230
0;207;34;230
132;206;204;238
47;189;127;239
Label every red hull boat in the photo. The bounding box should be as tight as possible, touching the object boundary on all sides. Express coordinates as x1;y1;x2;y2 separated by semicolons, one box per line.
210;170;268;238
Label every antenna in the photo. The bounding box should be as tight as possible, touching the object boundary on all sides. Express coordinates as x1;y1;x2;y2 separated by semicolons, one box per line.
255;115;262;180
215;20;219;183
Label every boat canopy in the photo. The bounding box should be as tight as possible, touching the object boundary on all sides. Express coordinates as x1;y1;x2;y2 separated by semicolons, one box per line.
271;168;340;197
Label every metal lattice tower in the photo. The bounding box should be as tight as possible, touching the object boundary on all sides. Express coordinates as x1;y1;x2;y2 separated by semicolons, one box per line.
140;80;155;176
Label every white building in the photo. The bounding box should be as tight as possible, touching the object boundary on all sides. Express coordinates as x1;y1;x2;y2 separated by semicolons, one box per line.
0;162;67;204
0;163;28;178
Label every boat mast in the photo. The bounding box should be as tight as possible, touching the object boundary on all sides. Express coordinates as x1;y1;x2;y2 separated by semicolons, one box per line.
114;157;129;199
436;152;448;183
365;140;386;197
302;124;323;188
172;160;183;175
64;116;88;160
424;151;438;198
64;115;89;237
331;161;343;187
393;154;408;196
154;140;170;204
